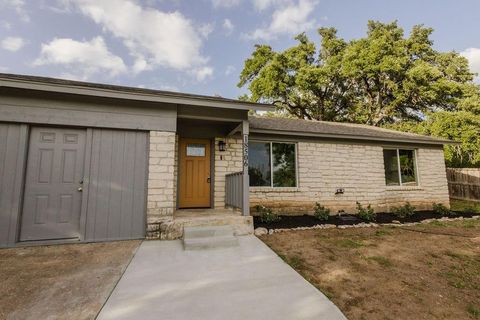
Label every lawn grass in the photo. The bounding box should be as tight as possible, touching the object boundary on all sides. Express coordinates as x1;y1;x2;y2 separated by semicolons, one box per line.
365;255;393;267
451;199;480;213
468;305;480;319
260;218;480;320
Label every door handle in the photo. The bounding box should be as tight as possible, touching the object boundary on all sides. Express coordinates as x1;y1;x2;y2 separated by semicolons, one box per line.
77;187;83;192
207;177;211;183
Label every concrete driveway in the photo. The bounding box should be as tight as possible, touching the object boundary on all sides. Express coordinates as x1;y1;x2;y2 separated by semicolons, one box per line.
97;236;346;320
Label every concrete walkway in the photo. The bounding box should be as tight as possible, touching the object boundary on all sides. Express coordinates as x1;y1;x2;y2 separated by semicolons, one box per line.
97;236;346;320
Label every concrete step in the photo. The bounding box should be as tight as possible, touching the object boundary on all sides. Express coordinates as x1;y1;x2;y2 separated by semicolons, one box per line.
184;225;234;239
183;235;239;250
183;225;239;250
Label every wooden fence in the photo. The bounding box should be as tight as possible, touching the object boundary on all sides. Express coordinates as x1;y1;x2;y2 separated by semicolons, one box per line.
446;168;480;202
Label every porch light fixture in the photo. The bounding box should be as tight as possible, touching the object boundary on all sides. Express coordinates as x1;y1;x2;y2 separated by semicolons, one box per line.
218;140;227;152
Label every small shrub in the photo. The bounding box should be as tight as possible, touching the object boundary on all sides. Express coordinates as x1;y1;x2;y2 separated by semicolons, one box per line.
391;202;416;218
356;201;376;221
314;202;331;221
432;203;455;216
256;205;280;224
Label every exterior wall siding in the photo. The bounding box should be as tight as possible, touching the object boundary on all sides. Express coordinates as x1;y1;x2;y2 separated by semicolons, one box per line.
250;141;450;215
147;131;177;224
0;123;27;247
0;92;177;132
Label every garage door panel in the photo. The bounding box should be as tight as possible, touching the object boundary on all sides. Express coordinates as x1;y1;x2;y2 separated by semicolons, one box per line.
132;132;148;236
119;131;136;237
107;130;127;239
85;129;147;241
0;123;27;247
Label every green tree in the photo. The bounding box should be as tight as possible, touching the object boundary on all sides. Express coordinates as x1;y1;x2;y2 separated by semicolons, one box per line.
238;30;352;121
239;21;475;125
387;111;480;167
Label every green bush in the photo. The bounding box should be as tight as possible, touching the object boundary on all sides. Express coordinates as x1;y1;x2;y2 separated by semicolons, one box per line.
391;202;416;218
356;202;376;221
432;203;455;216
314;202;331;221
256;205;280;224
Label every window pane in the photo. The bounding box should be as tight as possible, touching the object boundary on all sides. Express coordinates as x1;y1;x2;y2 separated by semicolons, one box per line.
186;144;205;157
399;149;417;186
383;149;400;186
249;142;271;186
272;143;296;187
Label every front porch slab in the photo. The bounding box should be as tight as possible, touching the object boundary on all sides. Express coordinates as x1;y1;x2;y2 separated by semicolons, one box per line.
147;209;253;240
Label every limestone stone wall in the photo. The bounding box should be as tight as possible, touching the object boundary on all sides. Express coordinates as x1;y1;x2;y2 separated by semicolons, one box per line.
146;131;176;225
250;141;450;215
214;137;243;209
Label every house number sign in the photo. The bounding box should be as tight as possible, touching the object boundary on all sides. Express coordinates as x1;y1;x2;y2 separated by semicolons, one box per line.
243;134;249;168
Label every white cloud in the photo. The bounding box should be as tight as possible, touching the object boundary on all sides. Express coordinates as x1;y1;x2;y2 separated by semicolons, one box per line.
223;19;234;35
1;20;11;29
245;0;317;40
199;23;214;39
252;0;286;11
225;65;236;75
1;36;25;52
192;66;213;81
157;84;179;92
34;37;127;80
0;0;29;22
212;0;240;8
461;48;480;79
65;0;212;79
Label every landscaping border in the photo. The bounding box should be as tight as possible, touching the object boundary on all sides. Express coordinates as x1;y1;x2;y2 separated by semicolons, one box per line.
254;214;480;235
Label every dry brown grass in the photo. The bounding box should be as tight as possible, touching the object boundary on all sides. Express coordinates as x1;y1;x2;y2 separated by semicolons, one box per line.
261;219;480;320
0;240;140;320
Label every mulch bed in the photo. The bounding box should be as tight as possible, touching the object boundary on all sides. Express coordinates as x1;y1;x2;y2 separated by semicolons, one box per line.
253;210;479;229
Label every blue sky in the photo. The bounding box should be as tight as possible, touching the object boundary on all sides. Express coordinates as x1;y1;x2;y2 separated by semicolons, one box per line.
1;0;480;99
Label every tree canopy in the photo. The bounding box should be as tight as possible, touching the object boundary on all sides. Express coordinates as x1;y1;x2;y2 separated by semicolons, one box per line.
238;21;477;125
387;111;480;167
239;21;480;167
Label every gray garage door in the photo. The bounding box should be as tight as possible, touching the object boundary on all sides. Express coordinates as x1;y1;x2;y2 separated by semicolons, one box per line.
15;126;148;243
84;129;148;241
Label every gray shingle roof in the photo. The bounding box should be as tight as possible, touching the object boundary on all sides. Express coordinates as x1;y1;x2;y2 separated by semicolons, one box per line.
0;73;273;111
249;116;455;145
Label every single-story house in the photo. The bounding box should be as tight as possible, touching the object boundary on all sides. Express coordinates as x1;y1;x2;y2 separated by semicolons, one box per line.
0;73;453;247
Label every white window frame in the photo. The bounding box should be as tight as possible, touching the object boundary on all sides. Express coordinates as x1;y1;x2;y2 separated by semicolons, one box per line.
383;148;419;187
249;140;298;188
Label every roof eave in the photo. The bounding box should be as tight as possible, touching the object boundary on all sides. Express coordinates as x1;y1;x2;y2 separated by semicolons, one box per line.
0;76;274;112
250;128;457;146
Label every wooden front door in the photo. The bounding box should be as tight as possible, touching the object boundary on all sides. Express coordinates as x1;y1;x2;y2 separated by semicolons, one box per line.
179;138;211;208
20;127;86;241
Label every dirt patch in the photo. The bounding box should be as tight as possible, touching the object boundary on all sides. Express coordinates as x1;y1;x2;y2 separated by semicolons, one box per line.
260;219;480;320
0;240;141;320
